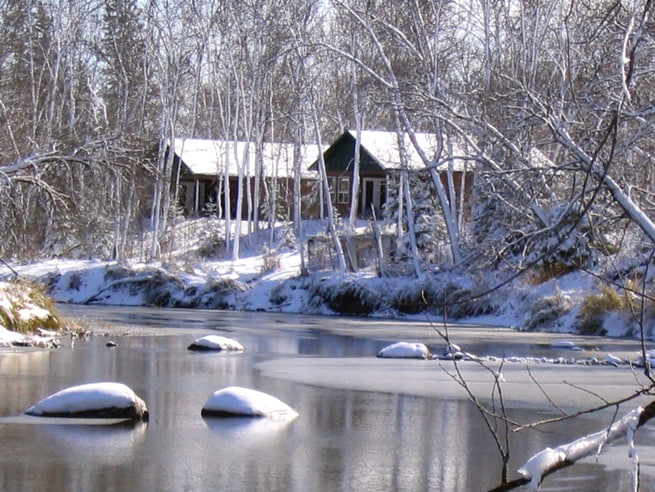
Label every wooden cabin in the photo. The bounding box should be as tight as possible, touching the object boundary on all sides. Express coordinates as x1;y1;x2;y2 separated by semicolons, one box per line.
310;130;476;219
169;138;323;219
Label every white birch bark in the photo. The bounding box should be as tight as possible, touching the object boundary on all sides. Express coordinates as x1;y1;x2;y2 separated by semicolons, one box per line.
401;170;421;277
311;107;347;273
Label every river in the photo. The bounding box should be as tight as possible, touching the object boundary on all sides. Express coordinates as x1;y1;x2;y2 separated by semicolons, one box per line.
0;305;653;491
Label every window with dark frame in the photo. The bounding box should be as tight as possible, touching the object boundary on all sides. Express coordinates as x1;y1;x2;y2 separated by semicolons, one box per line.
337;176;350;203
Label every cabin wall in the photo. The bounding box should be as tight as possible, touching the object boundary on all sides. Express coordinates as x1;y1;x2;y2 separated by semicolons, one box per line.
178;176;318;220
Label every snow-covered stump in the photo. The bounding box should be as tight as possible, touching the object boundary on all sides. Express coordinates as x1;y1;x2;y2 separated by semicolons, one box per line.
377;341;431;359
187;335;244;352
201;386;298;420
25;382;149;422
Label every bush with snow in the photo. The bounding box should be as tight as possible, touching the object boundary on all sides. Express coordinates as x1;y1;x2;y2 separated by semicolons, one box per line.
577;284;624;336
181;278;248;309
440;281;497;319
525;288;573;331
25;382;149;421
309;276;383;315
201;386;298;420
0;279;62;334
389;278;441;314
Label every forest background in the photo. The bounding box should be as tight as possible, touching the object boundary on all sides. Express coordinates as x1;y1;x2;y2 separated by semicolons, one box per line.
2;0;655;336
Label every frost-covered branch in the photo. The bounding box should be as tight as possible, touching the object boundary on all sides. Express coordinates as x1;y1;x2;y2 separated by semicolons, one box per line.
0;152;89;176
491;399;655;491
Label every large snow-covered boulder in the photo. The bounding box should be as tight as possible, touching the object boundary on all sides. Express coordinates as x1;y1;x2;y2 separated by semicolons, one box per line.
201;386;298;420
25;382;149;421
377;341;431;359
188;335;244;352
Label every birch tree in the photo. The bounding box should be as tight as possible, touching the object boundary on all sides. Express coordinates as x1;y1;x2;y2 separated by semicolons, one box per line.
328;0;464;265
144;0;195;260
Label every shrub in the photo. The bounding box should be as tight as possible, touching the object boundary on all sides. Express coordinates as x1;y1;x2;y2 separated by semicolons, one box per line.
525;289;573;331
0;279;62;333
391;280;439;314
190;278;249;309
261;246;281;274
197;237;226;258
442;283;496;319
309;278;382;315
269;282;289;306
577;284;623;335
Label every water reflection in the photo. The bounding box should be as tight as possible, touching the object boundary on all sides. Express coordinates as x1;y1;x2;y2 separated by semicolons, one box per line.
38;421;146;465
203;416;294;444
0;306;647;491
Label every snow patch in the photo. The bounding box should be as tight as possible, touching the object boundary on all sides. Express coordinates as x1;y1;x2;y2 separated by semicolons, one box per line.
0;326;60;348
0;326;27;346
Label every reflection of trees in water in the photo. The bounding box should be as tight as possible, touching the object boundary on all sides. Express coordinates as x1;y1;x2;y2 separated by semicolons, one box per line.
298;333;381;357
288;389;635;490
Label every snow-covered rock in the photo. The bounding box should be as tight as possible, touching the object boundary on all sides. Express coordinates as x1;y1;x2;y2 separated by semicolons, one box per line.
436;350;466;361
433;342;466;361
550;339;582;350
603;353;625;366
25;382;149;421
187;335;244;352
377;341;431;359
633;349;655;368
201;386;298;420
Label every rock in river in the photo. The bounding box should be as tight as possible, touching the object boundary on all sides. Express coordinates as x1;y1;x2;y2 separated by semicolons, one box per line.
201;386;298;420
25;382;149;421
377;341;431;359
188;335;244;352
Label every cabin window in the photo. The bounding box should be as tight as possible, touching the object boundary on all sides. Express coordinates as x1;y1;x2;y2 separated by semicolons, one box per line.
337;176;350;203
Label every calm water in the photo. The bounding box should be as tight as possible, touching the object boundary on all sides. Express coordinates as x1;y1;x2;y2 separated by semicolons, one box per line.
0;306;651;491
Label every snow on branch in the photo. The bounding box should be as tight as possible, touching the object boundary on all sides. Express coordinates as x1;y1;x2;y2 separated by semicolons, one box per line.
491;399;655;491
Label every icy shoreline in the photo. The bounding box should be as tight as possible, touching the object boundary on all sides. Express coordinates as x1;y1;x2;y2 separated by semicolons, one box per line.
0;257;606;334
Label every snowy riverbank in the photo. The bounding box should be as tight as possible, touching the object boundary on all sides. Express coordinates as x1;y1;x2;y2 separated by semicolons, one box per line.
0;249;637;339
0;214;651;340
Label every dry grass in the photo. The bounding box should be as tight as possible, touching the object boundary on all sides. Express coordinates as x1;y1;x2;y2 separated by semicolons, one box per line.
577;284;624;335
0;279;63;334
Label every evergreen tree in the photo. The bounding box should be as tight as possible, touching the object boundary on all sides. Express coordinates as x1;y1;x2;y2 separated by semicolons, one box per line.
383;169;446;266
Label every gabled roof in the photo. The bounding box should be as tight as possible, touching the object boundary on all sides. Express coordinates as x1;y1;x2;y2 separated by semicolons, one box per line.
313;130;472;173
171;138;324;179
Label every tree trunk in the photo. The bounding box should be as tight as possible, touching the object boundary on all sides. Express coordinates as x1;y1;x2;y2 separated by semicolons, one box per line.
312;106;346;273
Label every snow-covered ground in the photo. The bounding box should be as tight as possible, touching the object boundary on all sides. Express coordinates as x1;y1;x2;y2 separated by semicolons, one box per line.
0;219;647;340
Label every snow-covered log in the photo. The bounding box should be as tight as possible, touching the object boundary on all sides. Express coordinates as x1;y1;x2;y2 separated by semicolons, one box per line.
492;400;655;491
25;382;149;421
201;386;298;420
187;335;244;352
